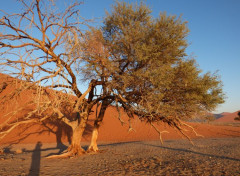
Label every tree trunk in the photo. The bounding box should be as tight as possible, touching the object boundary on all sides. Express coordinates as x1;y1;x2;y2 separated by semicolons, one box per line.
87;100;109;153
87;127;99;152
66;122;86;156
47;114;88;158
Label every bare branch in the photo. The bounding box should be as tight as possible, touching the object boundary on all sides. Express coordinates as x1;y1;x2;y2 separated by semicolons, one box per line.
115;100;126;126
150;122;169;144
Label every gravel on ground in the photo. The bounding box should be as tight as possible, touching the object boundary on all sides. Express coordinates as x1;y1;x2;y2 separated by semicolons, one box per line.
0;137;240;176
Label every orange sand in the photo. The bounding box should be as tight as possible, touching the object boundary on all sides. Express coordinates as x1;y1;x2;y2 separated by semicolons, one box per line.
0;73;239;145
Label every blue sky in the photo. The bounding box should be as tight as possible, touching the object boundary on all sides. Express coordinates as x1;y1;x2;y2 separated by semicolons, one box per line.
1;0;240;113
81;0;240;113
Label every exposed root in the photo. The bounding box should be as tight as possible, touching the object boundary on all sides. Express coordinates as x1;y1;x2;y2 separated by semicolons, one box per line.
87;145;99;154
46;145;85;159
46;151;75;159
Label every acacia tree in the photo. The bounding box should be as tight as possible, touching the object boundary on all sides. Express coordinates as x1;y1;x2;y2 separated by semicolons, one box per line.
79;2;225;144
0;0;224;158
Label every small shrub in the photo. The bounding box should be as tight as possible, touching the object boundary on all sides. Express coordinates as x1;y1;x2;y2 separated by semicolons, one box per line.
234;111;240;121
234;117;240;121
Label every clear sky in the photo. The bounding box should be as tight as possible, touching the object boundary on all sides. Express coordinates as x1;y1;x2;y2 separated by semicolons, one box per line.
81;0;240;113
1;0;240;113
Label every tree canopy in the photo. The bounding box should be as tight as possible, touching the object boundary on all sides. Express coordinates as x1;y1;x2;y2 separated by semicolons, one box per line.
0;0;225;157
80;1;225;129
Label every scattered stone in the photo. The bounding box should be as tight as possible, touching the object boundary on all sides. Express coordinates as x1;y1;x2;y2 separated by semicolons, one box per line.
0;138;240;175
15;149;23;154
0;149;4;155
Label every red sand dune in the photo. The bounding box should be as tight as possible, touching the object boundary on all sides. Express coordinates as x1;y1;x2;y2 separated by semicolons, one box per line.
0;73;240;145
95;107;240;142
1;105;240;145
215;111;240;122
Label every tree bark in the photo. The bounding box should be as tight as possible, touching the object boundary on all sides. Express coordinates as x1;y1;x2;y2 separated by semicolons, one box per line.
87;100;109;153
47;113;88;158
87;127;99;152
67;122;86;156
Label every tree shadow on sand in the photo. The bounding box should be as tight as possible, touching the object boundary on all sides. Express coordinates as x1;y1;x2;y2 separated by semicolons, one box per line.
141;142;240;162
2;117;94;152
98;141;142;147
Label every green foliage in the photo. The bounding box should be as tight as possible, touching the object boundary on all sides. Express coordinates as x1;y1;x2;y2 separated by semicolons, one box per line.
203;115;216;123
80;1;225;126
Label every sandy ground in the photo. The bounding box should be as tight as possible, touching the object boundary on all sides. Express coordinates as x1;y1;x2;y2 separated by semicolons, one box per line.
0;137;240;176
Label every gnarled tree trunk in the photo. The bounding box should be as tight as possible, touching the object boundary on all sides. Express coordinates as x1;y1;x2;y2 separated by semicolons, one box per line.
47;113;88;158
66;121;86;156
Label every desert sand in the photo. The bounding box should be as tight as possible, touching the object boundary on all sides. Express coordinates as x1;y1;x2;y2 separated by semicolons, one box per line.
0;137;240;175
0;110;240;175
1;105;240;145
